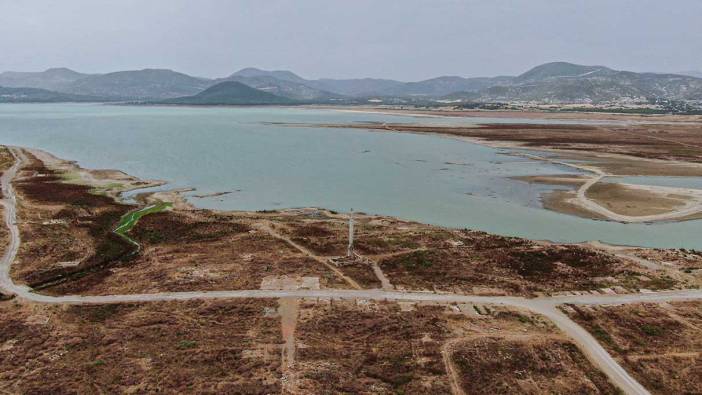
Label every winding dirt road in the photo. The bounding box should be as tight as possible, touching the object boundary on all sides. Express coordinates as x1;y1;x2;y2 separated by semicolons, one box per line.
2;147;702;395
521;152;702;223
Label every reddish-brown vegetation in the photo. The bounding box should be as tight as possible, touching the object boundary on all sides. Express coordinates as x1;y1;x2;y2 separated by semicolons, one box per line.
564;301;702;394
325;122;702;164
379;231;671;295
451;336;617;394
294;302;452;393
12;152;133;289
0;299;282;393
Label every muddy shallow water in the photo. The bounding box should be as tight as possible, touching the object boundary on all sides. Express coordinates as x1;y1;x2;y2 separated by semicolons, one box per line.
1;103;702;248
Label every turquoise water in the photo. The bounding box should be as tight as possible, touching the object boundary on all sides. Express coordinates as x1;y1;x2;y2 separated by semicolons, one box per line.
1;103;701;248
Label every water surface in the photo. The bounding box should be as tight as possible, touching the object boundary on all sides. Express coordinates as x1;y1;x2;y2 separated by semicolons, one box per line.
1;103;701;248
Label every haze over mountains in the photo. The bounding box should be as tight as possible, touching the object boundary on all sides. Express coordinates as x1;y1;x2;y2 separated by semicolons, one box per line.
2;62;702;104
0;86;111;103
678;70;702;79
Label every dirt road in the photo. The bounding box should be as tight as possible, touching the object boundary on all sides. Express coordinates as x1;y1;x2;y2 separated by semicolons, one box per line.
521;152;702;222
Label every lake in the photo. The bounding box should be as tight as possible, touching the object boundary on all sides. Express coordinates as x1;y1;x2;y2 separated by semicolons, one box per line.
1;103;701;248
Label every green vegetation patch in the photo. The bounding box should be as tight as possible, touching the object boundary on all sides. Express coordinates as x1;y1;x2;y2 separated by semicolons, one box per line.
177;340;198;349
590;324;623;353
640;323;664;337
114;202;172;236
58;171;83;183
397;250;433;269
90;182;126;195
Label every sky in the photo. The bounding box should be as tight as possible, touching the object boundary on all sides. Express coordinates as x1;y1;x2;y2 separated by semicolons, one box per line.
1;0;701;81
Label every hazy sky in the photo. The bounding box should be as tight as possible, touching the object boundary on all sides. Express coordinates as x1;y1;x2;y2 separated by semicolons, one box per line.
1;0;700;80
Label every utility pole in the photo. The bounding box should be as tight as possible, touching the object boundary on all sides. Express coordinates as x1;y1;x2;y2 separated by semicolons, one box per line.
347;208;354;258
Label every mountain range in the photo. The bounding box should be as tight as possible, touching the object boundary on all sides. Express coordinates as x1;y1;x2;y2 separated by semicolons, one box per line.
2;62;702;104
0;86;114;103
677;70;702;79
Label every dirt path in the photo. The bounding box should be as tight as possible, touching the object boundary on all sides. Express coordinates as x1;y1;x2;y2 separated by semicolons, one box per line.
441;338;467;395
278;297;300;394
585;241;666;271
520;152;702;223
0;147;26;296
255;221;362;290
526;301;652;395
370;260;393;290
367;248;428;290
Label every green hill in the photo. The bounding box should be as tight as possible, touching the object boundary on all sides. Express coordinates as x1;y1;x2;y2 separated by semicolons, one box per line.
159;81;293;105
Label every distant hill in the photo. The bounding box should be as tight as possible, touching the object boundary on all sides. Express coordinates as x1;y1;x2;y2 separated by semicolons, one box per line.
306;77;406;97
63;69;211;99
514;62;609;83
229;67;309;84
0;68;90;91
0;86;112;103
230;69;515;98
470;62;702;103
306;76;514;97
477;79;643;102
399;76;513;97
677;70;702;79
3;62;702;104
158;81;292;105
219;69;341;101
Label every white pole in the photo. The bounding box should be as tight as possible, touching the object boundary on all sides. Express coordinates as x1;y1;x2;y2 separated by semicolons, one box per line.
347;209;354;257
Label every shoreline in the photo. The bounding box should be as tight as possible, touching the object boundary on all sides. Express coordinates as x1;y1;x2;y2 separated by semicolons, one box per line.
306;104;702;123
4;105;702;246
297;120;702;223
25;146;167;198
10;144;702;251
9;125;702;248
